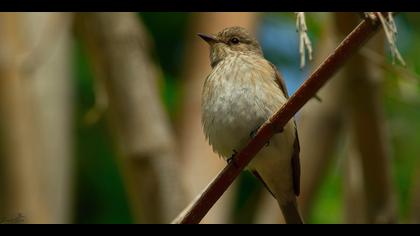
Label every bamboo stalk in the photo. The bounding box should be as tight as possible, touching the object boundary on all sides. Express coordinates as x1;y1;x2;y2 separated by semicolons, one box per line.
21;12;74;224
334;12;397;224
0;12;50;224
75;12;187;223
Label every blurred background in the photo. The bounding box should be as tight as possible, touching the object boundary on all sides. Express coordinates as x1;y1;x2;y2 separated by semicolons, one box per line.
0;12;419;224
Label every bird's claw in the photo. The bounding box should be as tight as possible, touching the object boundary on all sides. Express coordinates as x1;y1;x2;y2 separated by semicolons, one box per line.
250;125;273;147
250;123;264;139
227;149;238;167
250;129;258;139
274;125;284;134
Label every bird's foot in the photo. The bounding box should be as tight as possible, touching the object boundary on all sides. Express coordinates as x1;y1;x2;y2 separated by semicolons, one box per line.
227;149;238;168
250;125;272;147
250;123;266;139
273;124;284;134
250;128;258;139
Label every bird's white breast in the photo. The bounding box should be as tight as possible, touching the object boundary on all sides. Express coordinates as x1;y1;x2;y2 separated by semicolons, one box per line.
201;54;290;160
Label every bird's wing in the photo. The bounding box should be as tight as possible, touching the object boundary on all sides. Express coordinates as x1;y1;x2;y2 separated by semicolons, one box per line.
269;62;301;196
269;62;289;99
291;126;301;196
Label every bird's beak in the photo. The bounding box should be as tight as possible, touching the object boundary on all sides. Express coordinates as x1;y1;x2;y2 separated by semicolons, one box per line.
197;33;219;45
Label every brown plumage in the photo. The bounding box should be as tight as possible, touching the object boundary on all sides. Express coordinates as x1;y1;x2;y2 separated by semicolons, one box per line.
199;26;302;224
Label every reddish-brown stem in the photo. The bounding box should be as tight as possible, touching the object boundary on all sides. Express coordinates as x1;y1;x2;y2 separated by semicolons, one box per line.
172;17;381;224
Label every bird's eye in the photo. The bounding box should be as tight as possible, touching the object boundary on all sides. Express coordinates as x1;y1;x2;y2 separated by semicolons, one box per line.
230;37;240;44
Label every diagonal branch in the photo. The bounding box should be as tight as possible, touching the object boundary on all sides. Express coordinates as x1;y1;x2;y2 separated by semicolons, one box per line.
172;16;383;224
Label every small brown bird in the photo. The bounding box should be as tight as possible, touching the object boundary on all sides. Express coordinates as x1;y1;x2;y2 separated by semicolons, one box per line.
199;26;303;224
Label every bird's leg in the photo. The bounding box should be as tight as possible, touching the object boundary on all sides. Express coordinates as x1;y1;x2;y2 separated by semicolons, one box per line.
227;149;238;167
250;128;258;139
250;124;275;147
272;125;284;135
250;124;262;139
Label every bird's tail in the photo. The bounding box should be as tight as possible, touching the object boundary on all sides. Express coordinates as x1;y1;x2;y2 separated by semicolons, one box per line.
279;198;304;224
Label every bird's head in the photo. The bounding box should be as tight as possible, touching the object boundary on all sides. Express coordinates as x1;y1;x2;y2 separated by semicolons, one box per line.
198;26;263;67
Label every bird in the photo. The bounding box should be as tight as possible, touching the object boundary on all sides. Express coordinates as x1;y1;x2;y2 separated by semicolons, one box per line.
198;26;303;224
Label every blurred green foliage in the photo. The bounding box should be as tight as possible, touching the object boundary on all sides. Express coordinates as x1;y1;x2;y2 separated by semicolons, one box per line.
73;40;133;223
139;13;190;120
